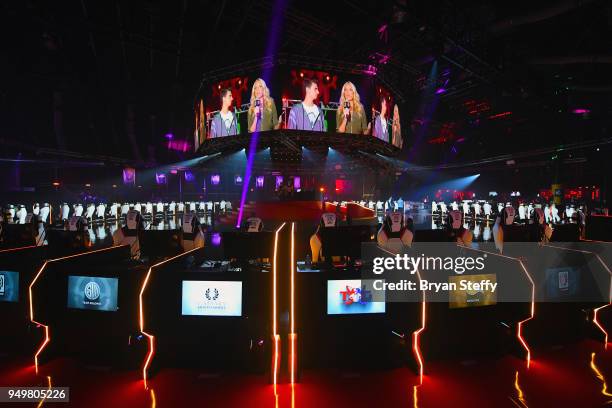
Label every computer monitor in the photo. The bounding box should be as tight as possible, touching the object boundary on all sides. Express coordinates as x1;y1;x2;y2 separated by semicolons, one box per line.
545;267;579;299
448;273;497;309
181;280;242;317
327;279;385;315
67;276;119;312
0;271;19;302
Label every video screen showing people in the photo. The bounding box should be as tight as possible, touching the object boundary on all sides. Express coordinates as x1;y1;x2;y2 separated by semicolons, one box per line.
327;279;386;315
0;271;19;303
194;69;403;148
67;276;119;312
448;274;497;309
181;280;243;317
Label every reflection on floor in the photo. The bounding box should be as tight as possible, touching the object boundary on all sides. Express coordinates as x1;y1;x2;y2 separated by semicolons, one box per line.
1;340;610;407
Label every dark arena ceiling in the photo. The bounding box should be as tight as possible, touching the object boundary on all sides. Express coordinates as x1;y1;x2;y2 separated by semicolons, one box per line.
1;0;611;174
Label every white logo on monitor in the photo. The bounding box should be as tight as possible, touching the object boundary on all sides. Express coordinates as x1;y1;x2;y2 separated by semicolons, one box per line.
205;288;219;301
0;274;5;296
84;281;101;301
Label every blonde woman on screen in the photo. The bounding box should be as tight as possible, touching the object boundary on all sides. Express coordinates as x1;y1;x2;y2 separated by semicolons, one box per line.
391;104;402;148
248;78;280;133
336;81;369;135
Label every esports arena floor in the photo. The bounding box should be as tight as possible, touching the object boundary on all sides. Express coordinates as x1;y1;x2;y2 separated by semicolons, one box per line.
1;339;611;407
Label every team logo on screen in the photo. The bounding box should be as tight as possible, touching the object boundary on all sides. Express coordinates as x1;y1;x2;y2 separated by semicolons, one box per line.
0;274;5;296
558;271;569;290
205;288;219;301
339;285;372;305
84;281;101;301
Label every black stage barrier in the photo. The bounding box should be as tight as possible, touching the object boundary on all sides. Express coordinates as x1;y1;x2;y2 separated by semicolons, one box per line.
139;228;182;262
46;228;113;259
0;222;41;249
221;230;275;261
550;223;581;242
320;225;373;262
586;215;612;242
0;246;47;356
28;245;148;367
140;247;272;377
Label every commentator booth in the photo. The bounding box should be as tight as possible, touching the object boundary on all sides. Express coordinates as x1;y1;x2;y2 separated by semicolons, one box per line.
139;230;276;381
415;242;533;363
295;227;422;376
0;245;47;356
29;245;148;368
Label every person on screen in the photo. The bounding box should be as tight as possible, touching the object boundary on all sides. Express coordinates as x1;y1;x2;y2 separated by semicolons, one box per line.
372;96;390;142
210;88;238;138
391;104;402;148
288;78;324;131
248;78;280;133
336;81;369;135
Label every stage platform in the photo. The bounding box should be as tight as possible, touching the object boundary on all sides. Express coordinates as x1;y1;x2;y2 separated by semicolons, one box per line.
196;129;401;157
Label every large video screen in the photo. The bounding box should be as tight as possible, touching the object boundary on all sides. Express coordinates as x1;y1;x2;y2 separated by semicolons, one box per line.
67;276;119;312
194;68;402;149
0;271;19;303
545;267;579;299
181;280;242;317
327;279;385;315
449;274;497;309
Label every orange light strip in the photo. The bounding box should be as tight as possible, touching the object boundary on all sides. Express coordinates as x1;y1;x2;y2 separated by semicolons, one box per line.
28;245;125;371
290;222;297;384
594;305;609;348
514;371;527;407
378;246;426;383
516;260;535;369
464;246;535;368
412;275;426;384
36;375;52;408
543;244;612;347
272;222;286;386
149;388;157;408
590;352;612;399
0;245;38;254
273;334;281;388
139;248;200;388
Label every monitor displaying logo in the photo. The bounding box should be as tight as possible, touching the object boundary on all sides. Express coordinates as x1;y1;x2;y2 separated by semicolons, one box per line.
558;270;569;290
449;274;497;309
545;267;578;299
327;279;385;315
0;271;19;303
182;280;242;317
67;276;119;312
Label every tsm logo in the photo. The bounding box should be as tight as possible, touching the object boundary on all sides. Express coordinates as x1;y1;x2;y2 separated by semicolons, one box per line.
205;288;219;301
84;281;101;301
